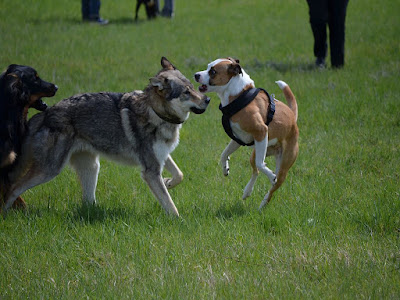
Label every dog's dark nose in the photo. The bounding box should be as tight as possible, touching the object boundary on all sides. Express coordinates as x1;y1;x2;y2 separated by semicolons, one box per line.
194;73;200;81
205;96;210;104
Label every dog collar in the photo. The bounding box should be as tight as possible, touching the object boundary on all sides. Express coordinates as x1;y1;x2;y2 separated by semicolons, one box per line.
219;88;275;146
152;108;184;124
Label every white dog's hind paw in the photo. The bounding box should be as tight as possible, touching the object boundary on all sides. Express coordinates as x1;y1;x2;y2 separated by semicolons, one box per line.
258;192;270;210
242;185;253;200
268;174;277;186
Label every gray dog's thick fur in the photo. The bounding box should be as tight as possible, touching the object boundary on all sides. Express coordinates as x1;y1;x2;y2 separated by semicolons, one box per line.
2;57;210;216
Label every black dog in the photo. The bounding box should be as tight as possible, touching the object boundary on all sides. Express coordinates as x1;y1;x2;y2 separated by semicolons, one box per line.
135;0;158;21
0;64;58;208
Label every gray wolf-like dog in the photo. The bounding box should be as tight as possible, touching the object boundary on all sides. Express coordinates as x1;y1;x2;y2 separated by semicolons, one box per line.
2;57;210;217
195;58;298;209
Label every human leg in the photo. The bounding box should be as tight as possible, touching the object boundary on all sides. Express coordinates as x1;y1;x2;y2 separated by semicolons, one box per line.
161;0;174;17
328;0;349;67
307;0;329;66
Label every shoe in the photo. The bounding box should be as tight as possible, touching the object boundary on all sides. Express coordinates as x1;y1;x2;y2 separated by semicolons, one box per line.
315;57;326;69
331;63;344;69
97;18;109;25
83;17;109;25
160;10;174;18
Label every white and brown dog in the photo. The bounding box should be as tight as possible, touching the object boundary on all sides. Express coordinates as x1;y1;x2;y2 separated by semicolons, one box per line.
195;58;299;209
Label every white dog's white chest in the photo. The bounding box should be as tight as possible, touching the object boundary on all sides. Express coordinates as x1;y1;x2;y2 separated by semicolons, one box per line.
230;121;278;146
230;121;254;144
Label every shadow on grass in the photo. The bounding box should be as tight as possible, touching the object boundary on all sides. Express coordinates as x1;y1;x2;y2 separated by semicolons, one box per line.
71;204;134;224
216;202;247;220
70;203;176;225
31;17;150;26
245;58;318;73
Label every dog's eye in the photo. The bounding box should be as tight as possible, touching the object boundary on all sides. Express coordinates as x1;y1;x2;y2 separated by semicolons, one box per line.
209;68;216;77
184;89;191;95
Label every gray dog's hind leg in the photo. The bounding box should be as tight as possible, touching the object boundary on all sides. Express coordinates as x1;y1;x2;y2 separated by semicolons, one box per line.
3;164;63;213
70;152;100;205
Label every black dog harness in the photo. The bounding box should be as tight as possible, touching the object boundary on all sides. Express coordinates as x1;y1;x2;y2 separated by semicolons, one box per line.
219;88;275;146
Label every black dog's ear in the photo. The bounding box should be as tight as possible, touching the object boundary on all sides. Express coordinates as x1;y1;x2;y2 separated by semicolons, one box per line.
3;71;22;94
161;57;176;70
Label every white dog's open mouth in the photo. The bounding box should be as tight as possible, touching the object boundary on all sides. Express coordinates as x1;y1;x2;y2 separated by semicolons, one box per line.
199;85;208;93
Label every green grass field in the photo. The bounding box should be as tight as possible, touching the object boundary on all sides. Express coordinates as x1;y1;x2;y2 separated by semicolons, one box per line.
1;0;399;298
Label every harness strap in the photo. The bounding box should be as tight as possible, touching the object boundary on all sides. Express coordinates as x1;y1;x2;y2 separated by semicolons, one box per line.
219;88;275;146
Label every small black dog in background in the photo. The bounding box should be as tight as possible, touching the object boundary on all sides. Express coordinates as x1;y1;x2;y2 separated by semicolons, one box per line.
135;0;158;21
0;64;58;208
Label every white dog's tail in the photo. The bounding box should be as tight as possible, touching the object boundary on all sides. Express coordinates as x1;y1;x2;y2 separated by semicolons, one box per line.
275;80;298;122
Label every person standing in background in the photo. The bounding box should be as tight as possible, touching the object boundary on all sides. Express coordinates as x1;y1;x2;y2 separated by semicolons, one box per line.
156;0;175;18
306;0;349;68
82;0;109;25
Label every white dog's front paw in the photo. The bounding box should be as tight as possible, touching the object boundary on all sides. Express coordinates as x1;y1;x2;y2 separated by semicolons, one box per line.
221;156;230;176
223;165;229;176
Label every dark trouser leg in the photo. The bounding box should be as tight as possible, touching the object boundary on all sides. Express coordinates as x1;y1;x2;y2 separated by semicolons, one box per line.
89;0;101;19
161;0;174;17
307;0;329;60
82;0;90;19
328;0;349;67
311;21;328;60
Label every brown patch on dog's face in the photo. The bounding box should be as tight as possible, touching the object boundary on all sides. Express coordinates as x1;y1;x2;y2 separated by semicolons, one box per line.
208;60;242;87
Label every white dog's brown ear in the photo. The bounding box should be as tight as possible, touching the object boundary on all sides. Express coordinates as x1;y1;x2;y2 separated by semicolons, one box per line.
161;57;176;70
228;62;242;77
227;57;240;64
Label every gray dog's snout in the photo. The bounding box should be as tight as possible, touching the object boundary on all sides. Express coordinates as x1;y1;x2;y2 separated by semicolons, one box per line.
205;96;211;104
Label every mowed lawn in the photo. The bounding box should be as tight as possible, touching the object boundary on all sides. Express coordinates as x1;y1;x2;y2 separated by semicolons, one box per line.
0;0;399;298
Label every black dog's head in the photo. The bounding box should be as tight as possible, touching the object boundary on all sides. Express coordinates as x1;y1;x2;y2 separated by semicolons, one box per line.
0;64;58;112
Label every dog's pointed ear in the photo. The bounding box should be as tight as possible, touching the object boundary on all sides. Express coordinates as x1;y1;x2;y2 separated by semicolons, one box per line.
150;76;180;101
228;62;243;77
161;57;176;70
150;76;164;90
